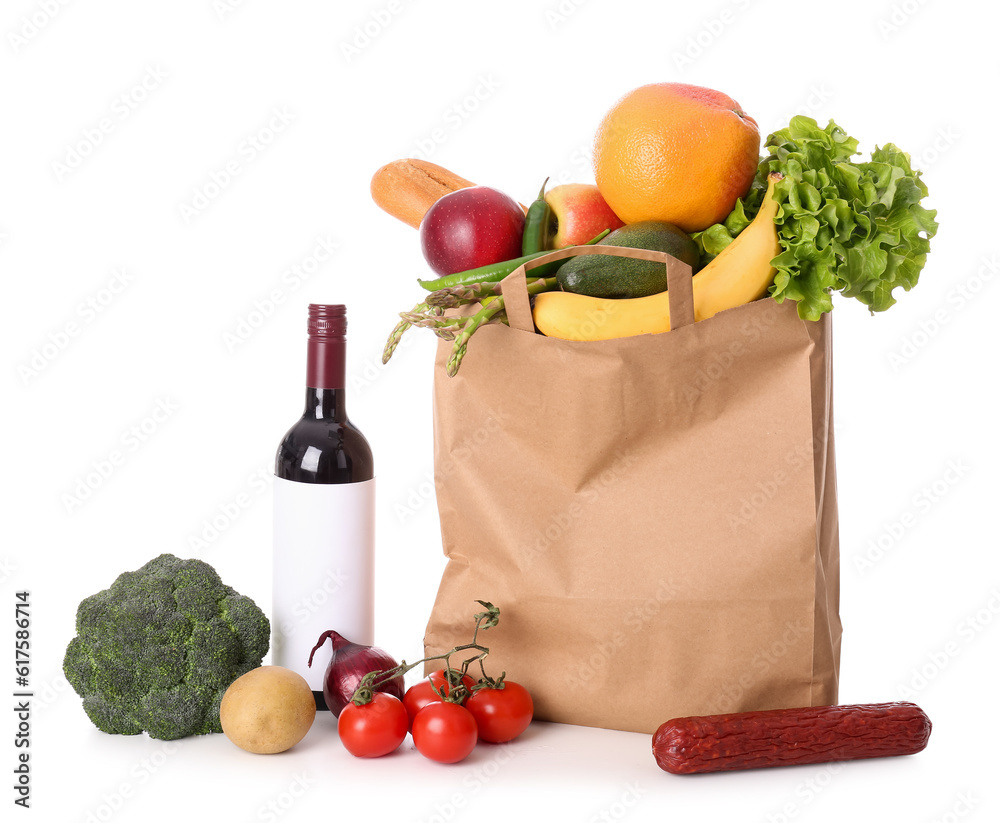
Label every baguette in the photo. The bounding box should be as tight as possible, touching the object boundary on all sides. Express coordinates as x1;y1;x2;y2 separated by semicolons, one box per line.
370;159;475;229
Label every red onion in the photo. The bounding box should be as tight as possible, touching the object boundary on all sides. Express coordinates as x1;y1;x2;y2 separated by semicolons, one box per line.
307;630;404;716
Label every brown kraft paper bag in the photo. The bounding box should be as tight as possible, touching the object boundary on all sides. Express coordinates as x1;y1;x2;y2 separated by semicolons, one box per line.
424;245;841;734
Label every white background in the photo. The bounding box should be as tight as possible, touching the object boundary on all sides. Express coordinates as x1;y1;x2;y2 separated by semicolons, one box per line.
3;0;997;821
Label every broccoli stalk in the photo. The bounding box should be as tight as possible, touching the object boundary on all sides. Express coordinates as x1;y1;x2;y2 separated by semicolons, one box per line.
63;553;270;740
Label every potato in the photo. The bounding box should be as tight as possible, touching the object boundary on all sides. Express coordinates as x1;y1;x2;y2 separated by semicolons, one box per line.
220;666;316;754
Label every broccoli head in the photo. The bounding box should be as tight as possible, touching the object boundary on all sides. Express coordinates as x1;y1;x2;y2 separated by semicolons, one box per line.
63;553;270;740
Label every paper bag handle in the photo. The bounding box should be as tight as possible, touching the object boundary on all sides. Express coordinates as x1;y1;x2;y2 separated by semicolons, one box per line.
499;244;695;334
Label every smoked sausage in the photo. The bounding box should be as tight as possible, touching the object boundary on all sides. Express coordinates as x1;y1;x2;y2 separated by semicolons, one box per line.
653;702;931;775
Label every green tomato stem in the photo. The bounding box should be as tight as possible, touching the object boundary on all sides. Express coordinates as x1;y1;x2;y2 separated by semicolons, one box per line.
351;602;501;706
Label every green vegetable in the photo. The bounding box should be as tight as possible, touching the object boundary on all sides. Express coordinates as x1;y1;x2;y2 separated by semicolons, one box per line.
418;229;610;292
693;116;938;320
392;277;559;375
424;277;555;309
521;178;553;255
63;553;270;740
556;220;698;298
382;299;436;364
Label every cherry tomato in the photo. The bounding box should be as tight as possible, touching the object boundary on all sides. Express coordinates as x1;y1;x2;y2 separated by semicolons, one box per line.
403;680;442;723
465;681;534;743
337;693;409;758
411;701;478;763
403;669;476;723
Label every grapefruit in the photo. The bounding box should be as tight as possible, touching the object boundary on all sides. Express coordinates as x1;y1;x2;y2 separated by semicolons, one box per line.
593;83;760;232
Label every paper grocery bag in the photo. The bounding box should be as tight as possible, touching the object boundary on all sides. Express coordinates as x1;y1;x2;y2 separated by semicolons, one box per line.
424;245;841;734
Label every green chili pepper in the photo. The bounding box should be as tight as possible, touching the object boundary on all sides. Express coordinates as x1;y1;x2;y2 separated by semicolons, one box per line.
521;178;553;256
417;229;610;292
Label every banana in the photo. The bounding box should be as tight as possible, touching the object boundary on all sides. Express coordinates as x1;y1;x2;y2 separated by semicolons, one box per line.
532;173;783;341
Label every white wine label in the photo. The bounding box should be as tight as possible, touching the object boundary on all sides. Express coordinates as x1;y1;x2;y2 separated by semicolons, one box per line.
272;476;375;691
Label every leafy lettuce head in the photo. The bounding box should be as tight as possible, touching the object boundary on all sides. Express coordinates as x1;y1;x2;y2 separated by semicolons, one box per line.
694;116;939;320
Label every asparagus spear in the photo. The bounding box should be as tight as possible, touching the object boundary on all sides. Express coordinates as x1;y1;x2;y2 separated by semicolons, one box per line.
398;311;469;341
382;301;441;364
446;297;509;377
426;277;558;309
426;281;500;309
385;277;557;375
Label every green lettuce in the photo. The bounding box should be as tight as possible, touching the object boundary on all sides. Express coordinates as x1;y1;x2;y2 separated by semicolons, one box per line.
692;116;938;320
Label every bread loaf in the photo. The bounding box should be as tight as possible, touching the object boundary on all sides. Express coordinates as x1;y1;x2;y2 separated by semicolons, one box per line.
370;159;475;229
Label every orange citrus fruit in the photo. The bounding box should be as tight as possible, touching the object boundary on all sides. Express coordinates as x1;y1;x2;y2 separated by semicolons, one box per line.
593;83;760;233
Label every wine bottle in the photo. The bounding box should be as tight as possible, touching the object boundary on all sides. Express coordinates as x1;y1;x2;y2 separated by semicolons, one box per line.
273;304;375;709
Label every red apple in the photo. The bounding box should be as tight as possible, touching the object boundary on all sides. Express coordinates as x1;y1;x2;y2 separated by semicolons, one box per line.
545;183;625;248
419;186;525;275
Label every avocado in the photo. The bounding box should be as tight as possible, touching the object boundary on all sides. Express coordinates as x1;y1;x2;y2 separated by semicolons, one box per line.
556;221;699;299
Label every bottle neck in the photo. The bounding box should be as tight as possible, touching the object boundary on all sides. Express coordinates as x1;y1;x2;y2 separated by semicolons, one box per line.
303;387;347;421
304;335;347;419
306;336;346;389
303;304;348;421
306;336;346;390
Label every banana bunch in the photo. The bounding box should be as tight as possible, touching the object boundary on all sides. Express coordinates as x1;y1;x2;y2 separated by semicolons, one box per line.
532;173;784;341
